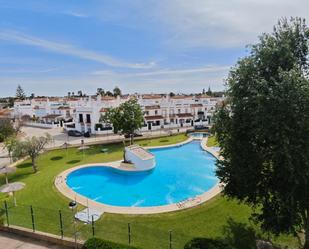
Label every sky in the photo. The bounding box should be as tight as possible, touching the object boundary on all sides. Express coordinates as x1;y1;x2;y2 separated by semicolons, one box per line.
0;0;308;97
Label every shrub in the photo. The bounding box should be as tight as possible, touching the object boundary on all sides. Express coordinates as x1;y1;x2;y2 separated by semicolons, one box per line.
0;119;16;142
82;237;141;249
95;123;103;131
222;219;257;249
0;209;5;225
184;238;230;249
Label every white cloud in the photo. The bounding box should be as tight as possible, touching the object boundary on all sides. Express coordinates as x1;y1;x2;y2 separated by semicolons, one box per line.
92;65;229;77
0;64;228;97
158;0;309;48
0;67;58;74
63;11;88;18
98;0;309;48
0;30;155;69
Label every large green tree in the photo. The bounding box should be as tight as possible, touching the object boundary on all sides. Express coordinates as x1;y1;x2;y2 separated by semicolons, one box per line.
213;17;309;248
101;98;144;144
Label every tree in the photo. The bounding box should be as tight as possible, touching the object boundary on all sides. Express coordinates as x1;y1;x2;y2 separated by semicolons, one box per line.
213;17;309;248
7;97;15;108
169;92;175;97
3;136;17;163
206;86;212;96
113;86;122;97
96;88;105;96
0;119;16;142
13;134;53;173
101;98;144;145
105;91;113;97
16;85;26;100
77;90;83;97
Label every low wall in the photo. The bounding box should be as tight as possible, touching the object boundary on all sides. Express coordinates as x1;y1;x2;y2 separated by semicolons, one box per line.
24;122;58;129
49;131;188;151
0;225;84;248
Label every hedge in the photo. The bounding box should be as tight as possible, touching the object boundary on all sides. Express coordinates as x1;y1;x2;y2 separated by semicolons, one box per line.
183;238;230;249
82;238;141;249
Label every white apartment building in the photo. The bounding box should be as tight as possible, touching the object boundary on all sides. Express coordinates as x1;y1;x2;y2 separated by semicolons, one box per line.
14;94;224;133
14;97;81;127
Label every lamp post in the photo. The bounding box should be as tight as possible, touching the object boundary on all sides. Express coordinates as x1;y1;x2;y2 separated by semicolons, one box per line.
69;200;78;249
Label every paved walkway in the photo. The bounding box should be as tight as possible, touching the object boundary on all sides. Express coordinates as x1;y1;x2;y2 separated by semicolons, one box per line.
0;231;66;249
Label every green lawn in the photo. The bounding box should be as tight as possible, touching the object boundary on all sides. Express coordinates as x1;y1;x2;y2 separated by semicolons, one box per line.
207;135;219;147
0;133;298;249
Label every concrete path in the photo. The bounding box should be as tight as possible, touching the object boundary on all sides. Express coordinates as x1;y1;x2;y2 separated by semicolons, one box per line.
20;126;190;148
0;231;66;249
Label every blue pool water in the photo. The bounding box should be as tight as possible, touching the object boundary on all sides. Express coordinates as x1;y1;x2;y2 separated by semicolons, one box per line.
188;132;209;138
67;141;218;207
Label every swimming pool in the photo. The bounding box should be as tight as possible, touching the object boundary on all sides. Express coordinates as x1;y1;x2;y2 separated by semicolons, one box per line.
188;132;209;139
66;141;218;207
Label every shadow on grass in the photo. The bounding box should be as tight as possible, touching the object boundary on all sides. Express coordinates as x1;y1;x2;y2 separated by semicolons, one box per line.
222;218;257;249
50;156;63;161
81;144;123;156
159;139;169;142
17;162;32;169
66;160;81;165
184;219;259;249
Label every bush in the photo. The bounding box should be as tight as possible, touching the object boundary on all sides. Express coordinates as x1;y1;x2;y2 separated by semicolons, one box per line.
0;118;16;142
184;238;230;249
95;123;103;131
82;238;141;249
0;209;5;225
222;219;257;249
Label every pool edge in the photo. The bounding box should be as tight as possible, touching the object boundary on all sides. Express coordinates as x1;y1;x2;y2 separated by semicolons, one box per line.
54;137;223;214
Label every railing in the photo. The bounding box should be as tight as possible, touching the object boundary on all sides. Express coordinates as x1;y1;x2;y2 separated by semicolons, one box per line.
23;122;59;129
0;200;193;249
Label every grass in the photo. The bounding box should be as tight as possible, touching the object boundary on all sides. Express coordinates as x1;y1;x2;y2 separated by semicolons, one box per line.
207;135;219;147
0;133;298;249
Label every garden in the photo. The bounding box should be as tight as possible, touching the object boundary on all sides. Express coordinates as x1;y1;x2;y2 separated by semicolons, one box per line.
0;133;298;249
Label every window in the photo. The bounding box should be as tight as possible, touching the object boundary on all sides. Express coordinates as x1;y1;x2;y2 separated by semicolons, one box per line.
79;114;83;123
86;114;91;123
178;109;181;114
155;110;158;115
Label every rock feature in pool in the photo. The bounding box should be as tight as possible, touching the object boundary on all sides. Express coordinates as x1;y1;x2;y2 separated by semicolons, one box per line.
124;145;155;171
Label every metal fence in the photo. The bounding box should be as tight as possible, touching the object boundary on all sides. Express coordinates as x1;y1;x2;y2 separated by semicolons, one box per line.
1;201;192;249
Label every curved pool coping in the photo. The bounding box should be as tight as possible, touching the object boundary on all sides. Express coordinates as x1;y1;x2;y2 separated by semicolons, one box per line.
54;137;222;214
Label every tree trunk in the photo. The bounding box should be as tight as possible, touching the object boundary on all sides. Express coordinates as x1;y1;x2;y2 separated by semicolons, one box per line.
304;216;309;249
8;151;12;163
31;156;37;173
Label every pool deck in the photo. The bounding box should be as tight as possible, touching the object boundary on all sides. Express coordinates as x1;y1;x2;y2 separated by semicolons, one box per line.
54;137;222;214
